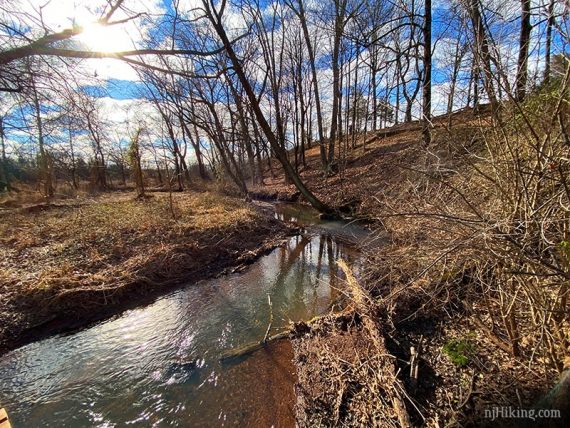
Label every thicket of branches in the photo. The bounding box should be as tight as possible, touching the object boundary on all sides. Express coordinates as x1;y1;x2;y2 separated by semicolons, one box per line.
1;1;567;209
364;66;570;377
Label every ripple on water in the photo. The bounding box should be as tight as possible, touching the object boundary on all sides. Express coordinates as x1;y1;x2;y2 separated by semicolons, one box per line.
0;211;366;427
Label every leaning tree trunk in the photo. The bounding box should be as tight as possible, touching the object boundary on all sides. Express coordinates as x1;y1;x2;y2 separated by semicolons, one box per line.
207;5;331;213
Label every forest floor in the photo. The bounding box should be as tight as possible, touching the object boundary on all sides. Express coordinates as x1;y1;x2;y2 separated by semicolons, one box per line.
1;107;567;426
0;191;292;355
252;108;567;427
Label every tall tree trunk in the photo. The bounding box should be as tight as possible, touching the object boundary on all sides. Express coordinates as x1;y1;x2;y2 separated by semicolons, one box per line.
467;0;498;109
162;113;184;191
154;105;178;187
351;51;360;149
328;0;348;172
516;0;531;101
179;154;191;187
370;40;378;130
543;0;555;84
0;116;10;192
473;61;480;111
31;78;53;197
292;0;328;170
395;61;401;125
296;50;308;168
85;113;107;190
206;2;331;213
120;161;127;186
249;107;266;183
189;121;208;180
129;129;145;198
67;124;78;189
448;41;464;116
155;157;164;186
422;0;432;145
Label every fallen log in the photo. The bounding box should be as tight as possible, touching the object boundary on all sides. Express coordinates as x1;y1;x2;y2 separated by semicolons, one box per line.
219;313;334;362
219;330;290;362
338;259;411;428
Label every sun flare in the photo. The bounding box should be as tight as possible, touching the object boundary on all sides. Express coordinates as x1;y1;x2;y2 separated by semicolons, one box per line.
78;23;133;53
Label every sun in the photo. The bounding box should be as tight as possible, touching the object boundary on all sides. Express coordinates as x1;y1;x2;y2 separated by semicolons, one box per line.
78;23;133;53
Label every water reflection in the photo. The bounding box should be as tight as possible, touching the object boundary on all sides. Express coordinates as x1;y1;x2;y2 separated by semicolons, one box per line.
0;205;366;427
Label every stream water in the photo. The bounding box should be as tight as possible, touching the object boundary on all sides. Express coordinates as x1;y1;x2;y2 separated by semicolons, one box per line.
0;203;368;427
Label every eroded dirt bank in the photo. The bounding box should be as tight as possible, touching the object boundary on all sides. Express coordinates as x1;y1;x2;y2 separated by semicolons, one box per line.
0;191;292;355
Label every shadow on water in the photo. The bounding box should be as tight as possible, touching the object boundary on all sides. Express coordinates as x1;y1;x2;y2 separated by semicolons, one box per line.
0;203;367;427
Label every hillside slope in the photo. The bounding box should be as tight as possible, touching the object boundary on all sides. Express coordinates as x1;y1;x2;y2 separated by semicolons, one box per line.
257;106;569;426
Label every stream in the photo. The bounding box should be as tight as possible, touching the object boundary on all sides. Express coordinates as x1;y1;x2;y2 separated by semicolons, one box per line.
0;203;368;427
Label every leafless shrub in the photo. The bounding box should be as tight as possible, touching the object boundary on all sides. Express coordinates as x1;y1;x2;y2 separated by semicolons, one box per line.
367;68;570;373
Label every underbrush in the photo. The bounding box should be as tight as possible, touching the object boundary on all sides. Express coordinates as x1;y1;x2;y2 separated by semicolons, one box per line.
361;75;570;425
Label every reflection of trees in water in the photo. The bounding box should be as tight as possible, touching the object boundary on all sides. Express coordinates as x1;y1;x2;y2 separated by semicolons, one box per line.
319;234;357;303
272;235;312;320
326;235;338;301
316;235;325;279
312;234;343;302
215;232;359;336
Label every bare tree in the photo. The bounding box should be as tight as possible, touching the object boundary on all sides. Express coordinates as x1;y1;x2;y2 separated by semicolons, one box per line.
515;0;531;101
198;0;331;212
128;128;145;198
422;0;432;145
464;0;498;109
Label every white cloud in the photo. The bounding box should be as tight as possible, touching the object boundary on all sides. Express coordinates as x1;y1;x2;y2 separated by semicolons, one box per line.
79;58;140;82
2;0;166;83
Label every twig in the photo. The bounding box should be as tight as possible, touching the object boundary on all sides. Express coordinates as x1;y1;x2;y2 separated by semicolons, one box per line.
409;334;423;390
263;293;273;343
457;371;476;409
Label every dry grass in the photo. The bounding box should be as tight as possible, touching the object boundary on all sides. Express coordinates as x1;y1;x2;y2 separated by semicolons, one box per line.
0;192;260;289
286;103;569;426
0;190;285;351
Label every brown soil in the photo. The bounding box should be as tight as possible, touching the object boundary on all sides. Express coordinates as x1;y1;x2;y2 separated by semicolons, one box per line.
0;191;293;355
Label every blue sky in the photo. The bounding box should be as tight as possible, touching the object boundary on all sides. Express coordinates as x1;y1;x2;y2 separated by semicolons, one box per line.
2;0;568;160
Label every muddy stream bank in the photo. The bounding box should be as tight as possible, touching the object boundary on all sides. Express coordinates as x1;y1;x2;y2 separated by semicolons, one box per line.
0;203;368;427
